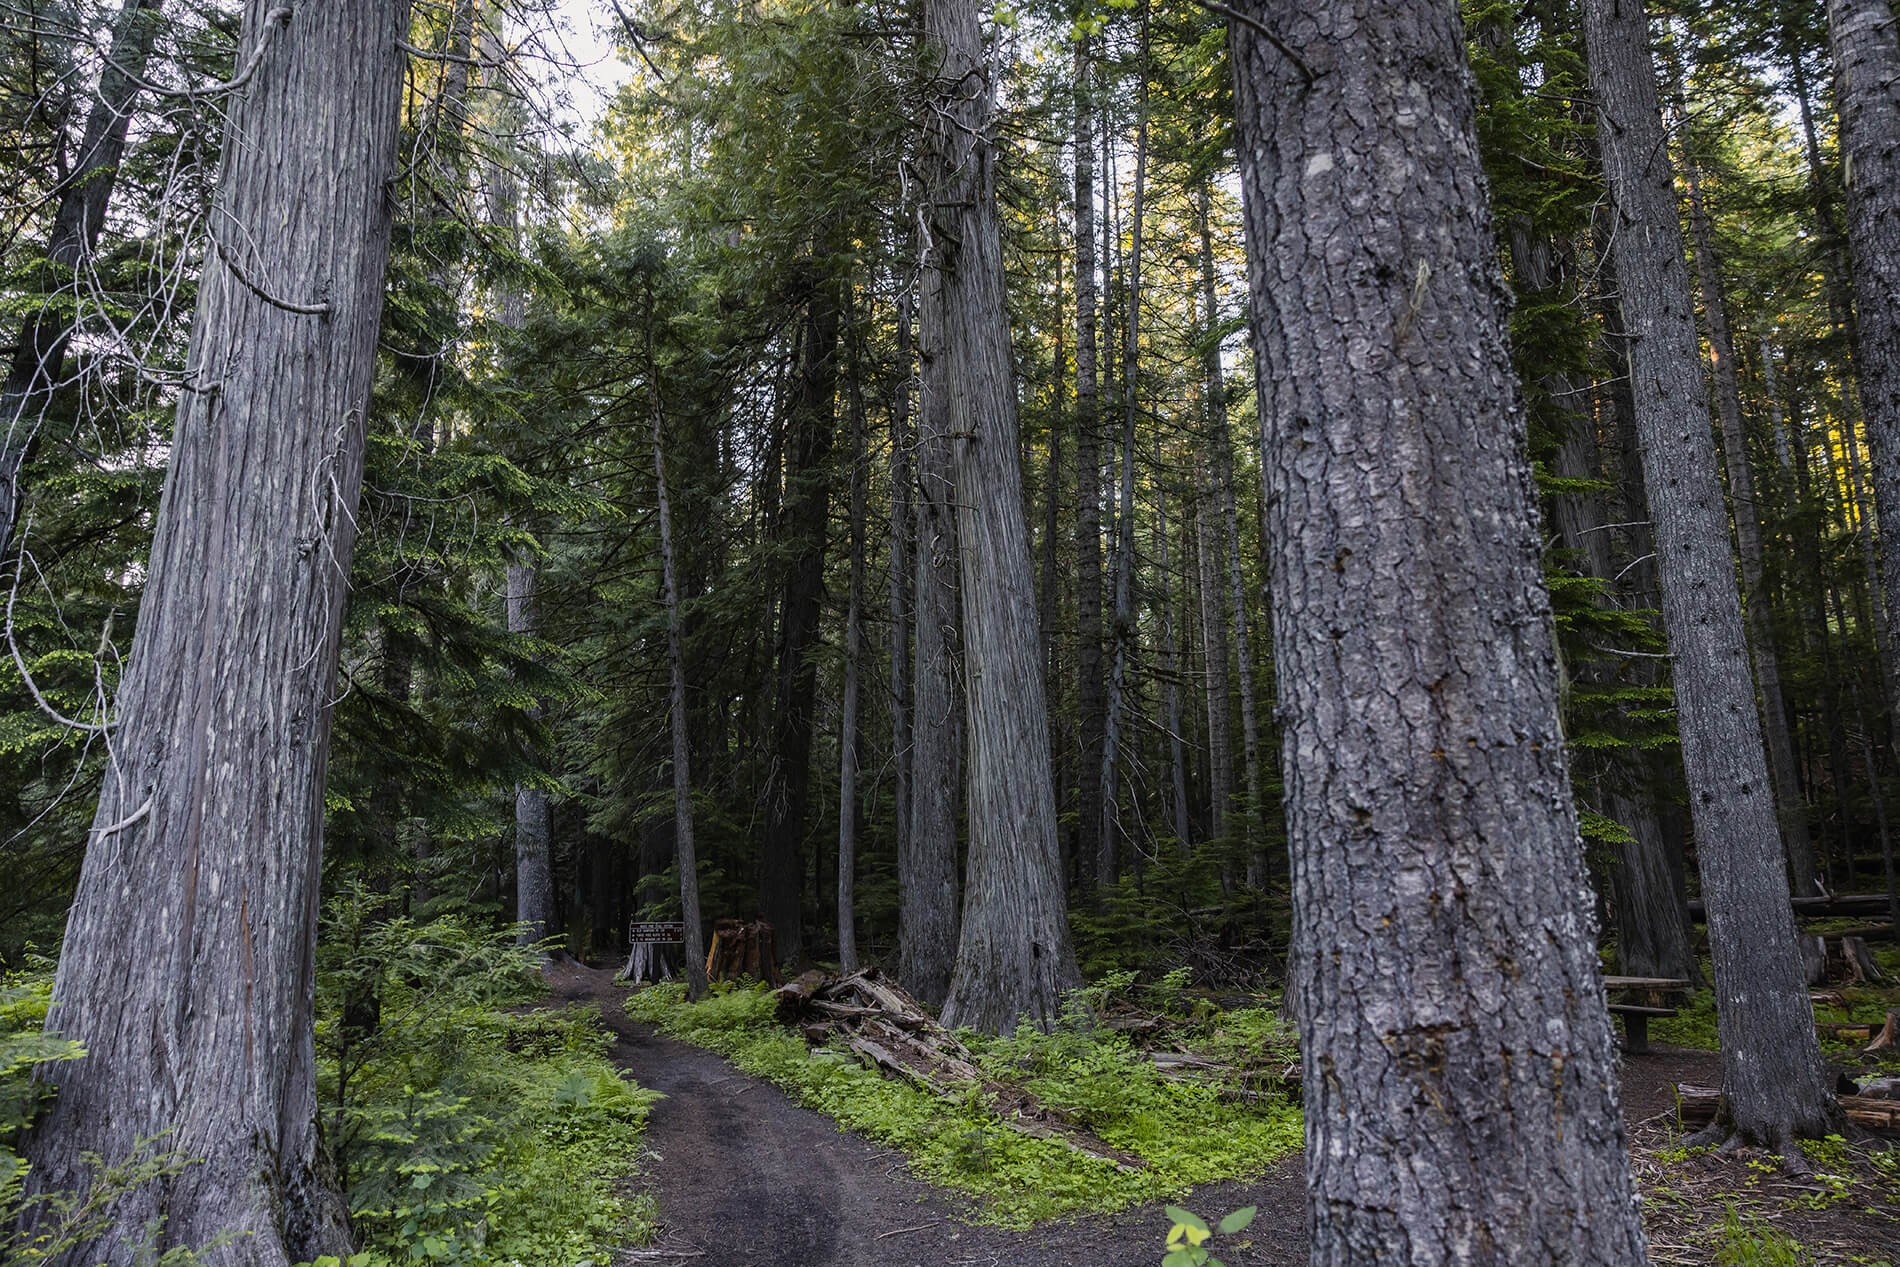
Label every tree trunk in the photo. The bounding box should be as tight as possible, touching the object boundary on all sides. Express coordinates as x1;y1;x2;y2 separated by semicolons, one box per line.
1827;0;1900;739
2;0;165;569
1231;1;1650;1258
652;316;709;1003
508;559;555;948
760;269;842;968
1199;185;1267;889
1154;438;1191;854
1098;58;1147;890
1072;30;1105;892
1195;466;1233;851
25;4;404;1261
923;0;1080;1032
1582;0;1840;1148
903;282;962;1010
837;328;868;975
887;287;914;962
1681;148;1819;896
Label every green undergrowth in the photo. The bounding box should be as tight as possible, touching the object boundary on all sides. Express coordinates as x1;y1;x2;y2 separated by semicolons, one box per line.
316;890;660;1264
625;977;1302;1228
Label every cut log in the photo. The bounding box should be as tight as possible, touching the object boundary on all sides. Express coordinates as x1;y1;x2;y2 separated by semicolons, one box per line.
1674;1083;1900;1136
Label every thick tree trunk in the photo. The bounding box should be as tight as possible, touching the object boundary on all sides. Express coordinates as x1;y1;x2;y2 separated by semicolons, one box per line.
759;272;842;967
1583;0;1840;1148
652;352;710;1003
903;293;962;1010
1827;0;1900;736
508;560;555;947
25;4;405;1262
1232;2;1650;1258
1072;31;1105;891
1682;153;1819;896
923;0;1080;1032
2;0;164;569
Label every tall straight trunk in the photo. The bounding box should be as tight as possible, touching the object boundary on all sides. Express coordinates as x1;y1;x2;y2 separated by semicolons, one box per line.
1154;441;1190;853
759;273;843;967
1766;341;1858;883
837;332;868;974
26;4;405;1261
1231;2;1650;1258
923;0;1080;1032
1040;242;1065;702
1583;0;1839;1148
1195;471;1233;847
1098;55;1147;889
1827;0;1900;729
888;289;914;948
903;292;962;1010
1072;30;1105;891
1681;152;1819;895
651;337;709;1003
1199;186;1266;888
508;559;555;947
2;0;164;568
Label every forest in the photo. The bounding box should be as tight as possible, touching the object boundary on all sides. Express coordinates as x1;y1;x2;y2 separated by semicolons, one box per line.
3;0;1900;1263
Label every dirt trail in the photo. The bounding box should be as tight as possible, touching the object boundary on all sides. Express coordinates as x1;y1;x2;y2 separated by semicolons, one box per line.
543;961;1307;1267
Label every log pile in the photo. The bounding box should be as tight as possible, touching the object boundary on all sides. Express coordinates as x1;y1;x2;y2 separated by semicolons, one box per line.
1674;1084;1900;1137
771;968;1150;1171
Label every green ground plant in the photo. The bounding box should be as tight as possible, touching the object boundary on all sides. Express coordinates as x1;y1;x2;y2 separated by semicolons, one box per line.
626;978;1302;1227
311;889;659;1265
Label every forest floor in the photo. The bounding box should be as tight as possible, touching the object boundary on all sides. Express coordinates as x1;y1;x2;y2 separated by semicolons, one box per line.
544;961;1898;1267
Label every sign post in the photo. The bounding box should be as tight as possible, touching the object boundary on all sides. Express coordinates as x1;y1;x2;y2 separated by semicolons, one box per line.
623;921;686;984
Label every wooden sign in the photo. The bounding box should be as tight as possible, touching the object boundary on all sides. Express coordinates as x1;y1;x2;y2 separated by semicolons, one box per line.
628;921;685;945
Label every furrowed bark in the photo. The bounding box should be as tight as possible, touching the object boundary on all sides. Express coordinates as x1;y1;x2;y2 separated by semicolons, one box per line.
1072;29;1105;891
26;4;406;1261
1232;1;1651;1257
1827;0;1900;748
1583;0;1840;1147
924;0;1080;1032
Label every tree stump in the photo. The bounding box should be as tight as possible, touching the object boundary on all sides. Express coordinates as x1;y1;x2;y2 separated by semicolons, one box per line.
705;918;781;984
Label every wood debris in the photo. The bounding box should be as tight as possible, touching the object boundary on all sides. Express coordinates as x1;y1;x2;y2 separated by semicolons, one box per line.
1674;1083;1900;1137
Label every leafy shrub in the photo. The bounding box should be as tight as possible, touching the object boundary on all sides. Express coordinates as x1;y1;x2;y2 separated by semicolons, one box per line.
316;888;657;1264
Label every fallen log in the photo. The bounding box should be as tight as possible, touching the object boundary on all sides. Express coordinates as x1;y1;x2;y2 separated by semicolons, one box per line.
1674;1084;1900;1137
1688;895;1894;920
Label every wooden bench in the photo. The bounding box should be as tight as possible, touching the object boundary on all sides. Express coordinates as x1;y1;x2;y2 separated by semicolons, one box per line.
1602;976;1689;1054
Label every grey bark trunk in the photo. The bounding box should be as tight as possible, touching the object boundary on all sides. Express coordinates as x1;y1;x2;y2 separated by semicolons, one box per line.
1231;2;1651;1258
507;560;555;947
1097;69;1146;890
1827;0;1900;742
1199;186;1266;888
888;289;914;962
1195;467;1233;850
903;283;962;1010
1072;32;1105;891
923;0;1080;1032
25;4;405;1261
2;0;165;570
1582;0;1840;1147
652;334;709;1003
1681;152;1819;896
